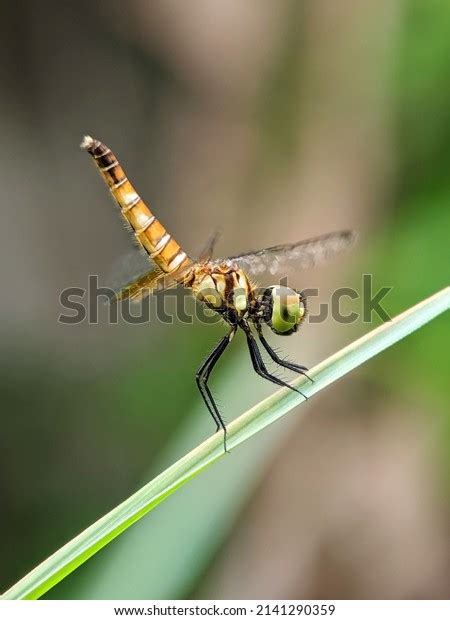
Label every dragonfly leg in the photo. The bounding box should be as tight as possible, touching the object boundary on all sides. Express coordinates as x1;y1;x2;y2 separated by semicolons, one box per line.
196;326;236;453
255;324;314;382
241;322;308;399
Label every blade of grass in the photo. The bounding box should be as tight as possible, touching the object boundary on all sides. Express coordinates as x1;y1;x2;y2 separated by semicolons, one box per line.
2;286;449;600
65;355;294;599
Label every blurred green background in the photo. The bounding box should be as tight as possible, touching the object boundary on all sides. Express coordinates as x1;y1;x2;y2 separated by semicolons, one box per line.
0;0;449;600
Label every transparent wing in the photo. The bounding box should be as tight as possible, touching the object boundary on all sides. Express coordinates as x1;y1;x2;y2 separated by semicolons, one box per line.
215;230;356;277
113;267;172;303
105;250;178;303
105;226;220;302
198;228;222;262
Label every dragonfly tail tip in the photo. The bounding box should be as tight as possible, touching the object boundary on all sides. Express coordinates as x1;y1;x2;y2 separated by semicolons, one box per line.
80;135;95;150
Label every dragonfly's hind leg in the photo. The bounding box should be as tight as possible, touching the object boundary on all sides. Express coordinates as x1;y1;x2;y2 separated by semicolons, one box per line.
256;325;313;383
196;326;236;453
241;322;308;399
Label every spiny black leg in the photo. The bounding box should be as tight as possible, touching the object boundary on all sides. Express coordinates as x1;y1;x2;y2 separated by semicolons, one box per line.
256;325;314;382
197;335;229;433
196;327;236;452
241;322;308;399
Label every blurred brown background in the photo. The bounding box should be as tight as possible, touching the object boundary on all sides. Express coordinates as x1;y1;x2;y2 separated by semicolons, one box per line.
0;0;449;599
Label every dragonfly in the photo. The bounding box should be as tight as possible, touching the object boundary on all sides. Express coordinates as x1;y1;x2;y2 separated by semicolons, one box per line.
81;136;355;451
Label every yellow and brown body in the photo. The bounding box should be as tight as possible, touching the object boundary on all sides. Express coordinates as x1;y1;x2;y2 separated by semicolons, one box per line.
187;261;255;318
81;135;257;316
81;136;349;450
81;136;193;282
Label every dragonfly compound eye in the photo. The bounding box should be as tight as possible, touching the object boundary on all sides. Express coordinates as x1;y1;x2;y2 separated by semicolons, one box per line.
266;286;306;335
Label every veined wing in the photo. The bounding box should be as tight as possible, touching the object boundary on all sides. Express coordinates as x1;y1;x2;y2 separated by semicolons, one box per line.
215;230;356;277
113;267;173;302
198;228;222;262
106;226;224;302
105;250;182;302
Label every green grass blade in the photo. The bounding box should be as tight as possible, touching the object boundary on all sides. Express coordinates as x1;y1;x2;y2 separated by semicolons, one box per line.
2;286;449;600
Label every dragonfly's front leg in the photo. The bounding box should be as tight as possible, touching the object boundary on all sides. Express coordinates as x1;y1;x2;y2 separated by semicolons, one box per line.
196;325;237;453
241;321;308;399
255;324;313;382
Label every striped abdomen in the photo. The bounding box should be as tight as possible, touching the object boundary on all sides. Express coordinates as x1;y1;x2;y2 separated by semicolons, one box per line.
81;136;193;280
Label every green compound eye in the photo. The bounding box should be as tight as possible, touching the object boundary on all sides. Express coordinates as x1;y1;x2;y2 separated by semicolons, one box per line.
269;286;305;335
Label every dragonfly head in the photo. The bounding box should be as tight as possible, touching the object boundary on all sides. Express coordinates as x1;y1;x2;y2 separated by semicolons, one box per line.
260;286;306;336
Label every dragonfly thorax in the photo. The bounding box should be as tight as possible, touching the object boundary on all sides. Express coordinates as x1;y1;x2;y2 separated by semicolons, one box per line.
189;263;254;317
